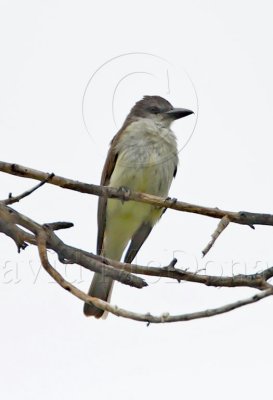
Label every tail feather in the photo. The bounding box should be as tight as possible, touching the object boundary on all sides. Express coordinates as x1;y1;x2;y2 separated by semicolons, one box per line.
83;273;114;319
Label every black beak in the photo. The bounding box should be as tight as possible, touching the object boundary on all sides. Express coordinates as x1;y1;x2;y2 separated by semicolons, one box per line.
165;108;194;120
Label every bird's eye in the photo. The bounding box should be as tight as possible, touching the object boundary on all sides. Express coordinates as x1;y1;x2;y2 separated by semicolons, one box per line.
148;106;160;114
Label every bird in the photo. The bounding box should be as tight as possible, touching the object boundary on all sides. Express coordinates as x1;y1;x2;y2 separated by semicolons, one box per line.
83;95;194;318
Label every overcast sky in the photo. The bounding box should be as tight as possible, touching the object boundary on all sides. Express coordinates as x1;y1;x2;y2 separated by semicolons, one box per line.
1;1;273;399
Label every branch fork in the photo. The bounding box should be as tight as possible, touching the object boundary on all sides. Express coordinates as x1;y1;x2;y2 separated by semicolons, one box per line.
1;160;273;323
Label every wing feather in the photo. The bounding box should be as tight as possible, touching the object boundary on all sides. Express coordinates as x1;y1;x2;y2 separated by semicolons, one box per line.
124;222;153;263
96;129;125;254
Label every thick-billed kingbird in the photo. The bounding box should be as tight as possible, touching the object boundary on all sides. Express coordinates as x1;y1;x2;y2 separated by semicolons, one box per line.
84;95;194;318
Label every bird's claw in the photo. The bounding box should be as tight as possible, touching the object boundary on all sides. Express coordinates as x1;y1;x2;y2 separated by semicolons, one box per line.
117;186;131;204
162;197;177;214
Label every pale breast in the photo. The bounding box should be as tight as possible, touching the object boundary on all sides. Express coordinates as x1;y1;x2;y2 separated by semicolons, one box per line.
104;119;178;259
111;118;178;197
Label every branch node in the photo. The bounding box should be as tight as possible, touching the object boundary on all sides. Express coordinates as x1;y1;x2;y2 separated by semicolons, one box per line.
194;268;206;275
44;222;74;231
58;254;74;264
48;172;55;180
160;312;170;322
164;258;178;272
145;312;152;326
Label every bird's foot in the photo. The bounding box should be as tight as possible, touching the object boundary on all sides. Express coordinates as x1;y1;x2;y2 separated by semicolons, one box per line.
162;196;177;214
168;197;178;206
117;186;131;204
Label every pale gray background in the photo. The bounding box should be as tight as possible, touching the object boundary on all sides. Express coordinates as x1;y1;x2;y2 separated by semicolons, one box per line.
0;1;273;399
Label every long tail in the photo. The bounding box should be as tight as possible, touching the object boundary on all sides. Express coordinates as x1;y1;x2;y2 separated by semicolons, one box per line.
83;273;114;318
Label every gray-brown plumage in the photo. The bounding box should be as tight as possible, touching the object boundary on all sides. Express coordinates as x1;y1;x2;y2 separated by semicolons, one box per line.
84;96;193;318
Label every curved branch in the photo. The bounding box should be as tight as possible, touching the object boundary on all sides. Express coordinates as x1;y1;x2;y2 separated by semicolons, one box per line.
0;202;147;289
1;160;273;323
36;231;273;324
0;201;272;291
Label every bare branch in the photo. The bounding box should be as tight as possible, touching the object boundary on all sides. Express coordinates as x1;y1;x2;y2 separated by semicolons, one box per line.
0;219;29;252
1;160;273;323
1;161;273;227
0;201;272;291
34;234;273;324
202;215;230;257
2;173;55;205
36;230;111;312
0;202;147;289
45;222;74;231
92;255;273;290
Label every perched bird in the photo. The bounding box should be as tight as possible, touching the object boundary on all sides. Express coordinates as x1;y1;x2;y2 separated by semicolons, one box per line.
84;95;194;318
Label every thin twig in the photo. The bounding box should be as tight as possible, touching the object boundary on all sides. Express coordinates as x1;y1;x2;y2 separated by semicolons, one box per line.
2;172;55;205
202;215;230;257
45;222;74;231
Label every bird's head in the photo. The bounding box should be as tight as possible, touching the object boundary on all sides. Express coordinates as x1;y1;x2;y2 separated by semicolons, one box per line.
126;95;194;128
